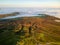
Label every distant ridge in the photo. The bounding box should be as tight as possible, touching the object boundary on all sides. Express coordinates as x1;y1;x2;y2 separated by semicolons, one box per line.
0;12;20;18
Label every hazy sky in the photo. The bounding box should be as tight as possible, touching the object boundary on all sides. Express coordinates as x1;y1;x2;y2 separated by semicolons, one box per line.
0;0;60;8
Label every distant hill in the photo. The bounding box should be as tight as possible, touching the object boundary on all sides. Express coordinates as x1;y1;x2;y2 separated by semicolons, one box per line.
0;14;60;45
0;12;20;18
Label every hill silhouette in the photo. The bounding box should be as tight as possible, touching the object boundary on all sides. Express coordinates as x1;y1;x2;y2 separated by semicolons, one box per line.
0;12;20;18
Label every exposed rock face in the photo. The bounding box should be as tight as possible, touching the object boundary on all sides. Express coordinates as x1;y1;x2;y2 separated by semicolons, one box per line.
55;20;60;22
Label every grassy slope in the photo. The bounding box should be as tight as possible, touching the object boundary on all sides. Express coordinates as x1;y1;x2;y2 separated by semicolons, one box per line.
0;15;60;45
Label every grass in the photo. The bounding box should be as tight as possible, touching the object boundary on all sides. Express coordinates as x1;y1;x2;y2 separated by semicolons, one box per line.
0;15;60;45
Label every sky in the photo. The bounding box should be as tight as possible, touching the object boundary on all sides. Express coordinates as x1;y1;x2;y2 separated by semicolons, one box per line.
0;0;60;8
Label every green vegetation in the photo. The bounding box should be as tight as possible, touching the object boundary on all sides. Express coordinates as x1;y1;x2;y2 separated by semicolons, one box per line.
0;15;60;45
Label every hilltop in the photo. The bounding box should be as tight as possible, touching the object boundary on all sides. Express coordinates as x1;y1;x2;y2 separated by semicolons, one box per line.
0;12;20;18
0;14;60;45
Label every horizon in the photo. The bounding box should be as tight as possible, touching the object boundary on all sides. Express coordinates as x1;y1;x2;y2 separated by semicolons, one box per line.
0;0;60;8
0;0;60;18
0;7;60;18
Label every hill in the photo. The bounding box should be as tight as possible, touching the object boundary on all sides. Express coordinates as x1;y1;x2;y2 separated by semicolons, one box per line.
0;14;60;45
0;12;20;18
